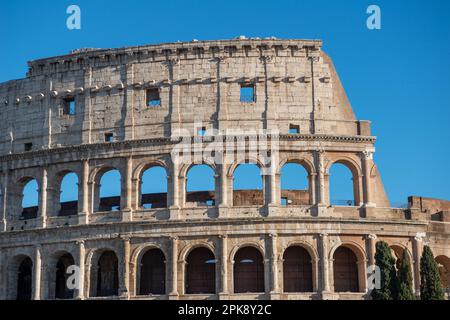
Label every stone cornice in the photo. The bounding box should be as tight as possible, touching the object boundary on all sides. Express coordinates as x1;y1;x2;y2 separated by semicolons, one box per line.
0;134;376;167
22;38;322;79
0;215;430;246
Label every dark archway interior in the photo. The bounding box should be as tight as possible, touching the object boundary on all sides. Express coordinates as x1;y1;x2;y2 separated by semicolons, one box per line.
139;249;166;295
283;246;313;292
185;247;216;294
233;247;264;293
333;246;359;292
55;253;75;299
96;251;119;297
16;257;33;300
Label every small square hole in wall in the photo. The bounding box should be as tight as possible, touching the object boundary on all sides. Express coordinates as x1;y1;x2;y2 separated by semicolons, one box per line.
63;97;76;115
281;197;288;206
24;143;33;152
146;88;161;107
105;133;114;142
206;199;215;206
289;124;300;134
240;84;255;103
198;127;207;136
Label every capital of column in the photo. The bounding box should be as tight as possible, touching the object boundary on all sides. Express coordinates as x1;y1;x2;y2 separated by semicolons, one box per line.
414;232;427;242
361;150;374;160
366;234;377;240
120;235;131;242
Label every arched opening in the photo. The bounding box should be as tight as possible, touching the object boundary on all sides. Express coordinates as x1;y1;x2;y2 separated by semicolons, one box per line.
139;248;166;295
280;163;310;206
59;172;79;216
140;166;168;209
16;257;33;300
55;253;75;299
233;246;264;293
333;246;359;292
97;169;121;212
96;251;119;297
435;255;450;293
390;245;406;271
185;247;216;294
283;246;313;292
329;162;358;206
233;163;263;206
186;165;216;206
21;178;39;219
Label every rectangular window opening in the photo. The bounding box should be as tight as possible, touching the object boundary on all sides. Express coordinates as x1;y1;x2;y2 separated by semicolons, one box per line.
281;197;288;206
289;124;300;134
105;133;114;142
63;97;76;115
146;88;161;107
198;127;207;136
24;143;33;152
240;84;255;103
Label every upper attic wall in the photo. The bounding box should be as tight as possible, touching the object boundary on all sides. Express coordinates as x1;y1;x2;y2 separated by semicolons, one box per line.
0;39;371;156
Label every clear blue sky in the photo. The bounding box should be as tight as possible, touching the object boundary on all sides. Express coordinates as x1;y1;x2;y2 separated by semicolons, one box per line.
2;0;449;207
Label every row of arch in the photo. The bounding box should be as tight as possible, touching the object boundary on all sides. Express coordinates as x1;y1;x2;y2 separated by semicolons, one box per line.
10;245;359;299
18;161;358;218
8;242;450;300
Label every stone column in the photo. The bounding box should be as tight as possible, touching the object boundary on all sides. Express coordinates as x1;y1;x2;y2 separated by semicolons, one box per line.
121;157;133;222
412;234;424;296
124;63;135;140
0;250;5;299
119;236;131;298
218;235;228;298
319;233;330;293
269;233;280;296
218;163;229;214
366;234;377;268
215;56;228;131
169;236;179;298
75;240;85;299
362;151;375;207
38;168;48;228
169;158;180;219
265;171;278;217
33;245;42;300
79;160;90;224
0;170;8;232
364;234;377;288
168;58;181;136
269;173;277;205
263;257;271;296
318;152;326;206
308;173;316;205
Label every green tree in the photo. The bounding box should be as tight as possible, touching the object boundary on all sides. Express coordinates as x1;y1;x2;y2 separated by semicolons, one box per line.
371;241;398;300
420;245;445;300
397;249;415;300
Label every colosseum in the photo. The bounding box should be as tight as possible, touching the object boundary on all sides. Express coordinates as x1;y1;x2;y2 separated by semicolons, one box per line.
0;38;448;300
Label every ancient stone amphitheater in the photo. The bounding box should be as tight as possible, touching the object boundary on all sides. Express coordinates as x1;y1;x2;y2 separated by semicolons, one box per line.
0;38;448;300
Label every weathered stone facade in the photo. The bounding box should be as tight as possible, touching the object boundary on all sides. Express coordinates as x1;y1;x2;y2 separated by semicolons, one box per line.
0;38;449;300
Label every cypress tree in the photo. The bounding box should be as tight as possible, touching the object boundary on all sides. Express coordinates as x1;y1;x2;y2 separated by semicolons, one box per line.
371;241;398;300
397;249;415;300
420;245;445;300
